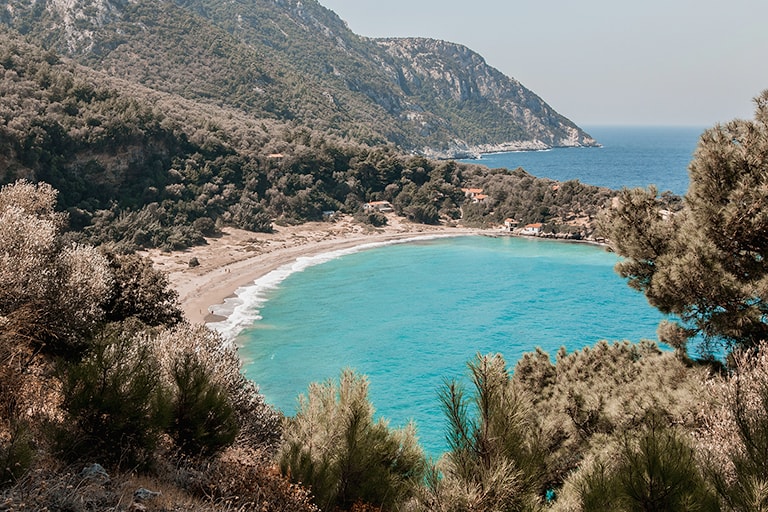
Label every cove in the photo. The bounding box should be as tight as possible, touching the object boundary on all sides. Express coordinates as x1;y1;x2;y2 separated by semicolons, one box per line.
236;235;667;455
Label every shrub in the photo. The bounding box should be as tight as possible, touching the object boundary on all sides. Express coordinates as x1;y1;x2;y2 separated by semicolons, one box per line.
511;341;711;489
573;411;719;511
354;210;388;227
57;325;172;468
420;353;546;512
0;180;113;351
404;203;439;224
184;447;319;511
102;251;183;326
279;369;425;511
699;343;768;509
154;324;281;451
0;420;34;487
170;351;239;455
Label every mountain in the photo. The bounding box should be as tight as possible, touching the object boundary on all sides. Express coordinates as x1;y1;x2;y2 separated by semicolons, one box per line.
1;0;597;156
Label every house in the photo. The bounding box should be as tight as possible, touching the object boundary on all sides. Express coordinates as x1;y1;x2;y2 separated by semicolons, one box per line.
462;187;483;197
461;188;488;203
520;223;543;236
363;200;394;213
502;218;519;232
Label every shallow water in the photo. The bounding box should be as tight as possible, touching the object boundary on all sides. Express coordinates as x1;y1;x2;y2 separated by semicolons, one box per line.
234;236;666;455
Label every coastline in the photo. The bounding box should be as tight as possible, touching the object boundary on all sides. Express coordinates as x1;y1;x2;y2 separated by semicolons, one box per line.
143;215;491;325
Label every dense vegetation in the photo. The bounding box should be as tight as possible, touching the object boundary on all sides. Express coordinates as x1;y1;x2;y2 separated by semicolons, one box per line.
0;27;612;253
1;0;767;506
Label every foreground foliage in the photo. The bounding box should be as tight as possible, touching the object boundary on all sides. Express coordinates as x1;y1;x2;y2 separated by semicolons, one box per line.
0;180;282;506
4;94;768;509
420;354;546;512
280;369;426;511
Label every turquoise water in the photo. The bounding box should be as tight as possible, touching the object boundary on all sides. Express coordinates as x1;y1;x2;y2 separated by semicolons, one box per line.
213;126;701;456
231;236;666;455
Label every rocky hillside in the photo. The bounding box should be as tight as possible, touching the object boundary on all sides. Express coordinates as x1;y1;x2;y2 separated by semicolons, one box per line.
1;0;597;156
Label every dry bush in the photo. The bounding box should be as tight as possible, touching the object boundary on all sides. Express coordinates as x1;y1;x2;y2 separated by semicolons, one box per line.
553;411;718;512
279;369;425;512
1;456;241;511
179;447;319;511
0;180;113;349
511;340;713;488
696;343;768;509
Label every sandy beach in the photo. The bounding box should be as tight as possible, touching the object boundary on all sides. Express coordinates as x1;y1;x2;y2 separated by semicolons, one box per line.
144;215;490;325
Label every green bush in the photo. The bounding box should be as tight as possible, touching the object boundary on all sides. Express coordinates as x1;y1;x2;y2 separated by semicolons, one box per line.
102;251;183;326
421;353;547;512
279;369;425;511
353;210;388;227
153;324;282;451
170;351;239;455
57;325;172;468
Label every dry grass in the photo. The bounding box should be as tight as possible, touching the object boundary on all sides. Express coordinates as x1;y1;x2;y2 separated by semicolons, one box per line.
1;446;318;511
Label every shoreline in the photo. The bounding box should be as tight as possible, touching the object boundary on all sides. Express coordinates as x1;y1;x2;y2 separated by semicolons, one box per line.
144;215;492;325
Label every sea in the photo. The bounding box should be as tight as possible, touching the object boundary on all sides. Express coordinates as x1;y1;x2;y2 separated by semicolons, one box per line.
211;125;706;457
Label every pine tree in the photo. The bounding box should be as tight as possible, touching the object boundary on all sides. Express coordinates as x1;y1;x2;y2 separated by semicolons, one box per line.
600;90;768;353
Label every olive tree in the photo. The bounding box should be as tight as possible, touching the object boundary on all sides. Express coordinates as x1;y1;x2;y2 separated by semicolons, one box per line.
0;180;112;349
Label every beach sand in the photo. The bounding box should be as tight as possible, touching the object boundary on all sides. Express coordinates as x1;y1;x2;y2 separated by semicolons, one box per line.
144;215;489;325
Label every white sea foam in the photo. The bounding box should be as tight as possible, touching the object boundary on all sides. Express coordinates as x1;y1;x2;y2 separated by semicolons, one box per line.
206;234;459;340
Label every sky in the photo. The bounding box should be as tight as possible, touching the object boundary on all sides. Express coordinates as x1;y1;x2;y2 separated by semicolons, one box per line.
319;0;768;127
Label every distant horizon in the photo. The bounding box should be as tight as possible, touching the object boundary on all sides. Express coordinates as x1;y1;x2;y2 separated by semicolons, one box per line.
580;123;709;128
320;0;768;128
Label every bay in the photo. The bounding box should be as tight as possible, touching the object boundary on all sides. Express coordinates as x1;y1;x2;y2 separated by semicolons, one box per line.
237;237;666;455
232;126;700;456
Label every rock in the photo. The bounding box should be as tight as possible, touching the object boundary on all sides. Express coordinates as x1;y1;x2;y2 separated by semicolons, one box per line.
188;256;200;267
134;487;161;501
79;463;110;484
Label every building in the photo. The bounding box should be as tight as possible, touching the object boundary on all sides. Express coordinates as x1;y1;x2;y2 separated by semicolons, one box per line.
363;200;394;212
520;223;543;236
461;188;488;203
502;218;519;231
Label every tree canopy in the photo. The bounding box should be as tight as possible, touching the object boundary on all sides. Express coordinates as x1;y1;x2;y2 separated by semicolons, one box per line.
601;90;768;353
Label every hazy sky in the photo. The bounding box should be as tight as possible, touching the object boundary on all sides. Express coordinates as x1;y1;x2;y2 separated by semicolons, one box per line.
319;0;768;127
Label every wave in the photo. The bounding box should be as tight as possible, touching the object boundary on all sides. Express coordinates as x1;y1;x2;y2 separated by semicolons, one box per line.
207;233;462;340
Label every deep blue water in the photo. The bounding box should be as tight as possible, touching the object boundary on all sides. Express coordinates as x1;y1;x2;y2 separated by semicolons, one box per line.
212;126;703;456
461;126;705;195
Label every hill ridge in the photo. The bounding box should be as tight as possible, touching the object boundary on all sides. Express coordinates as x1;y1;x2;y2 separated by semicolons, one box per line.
1;0;597;156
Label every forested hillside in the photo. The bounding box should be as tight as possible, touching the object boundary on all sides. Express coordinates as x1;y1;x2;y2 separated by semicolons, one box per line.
2;174;768;510
1;0;597;156
0;27;613;251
